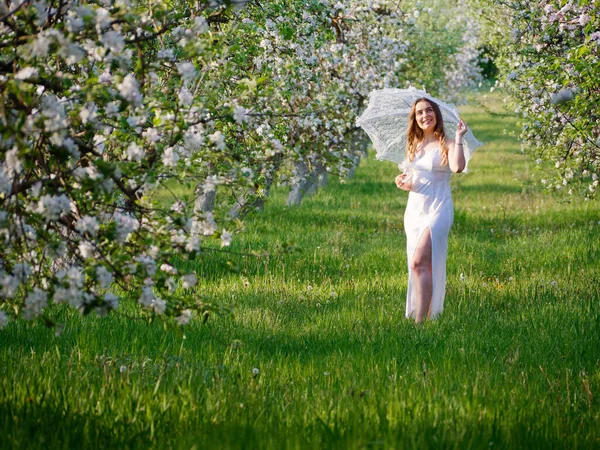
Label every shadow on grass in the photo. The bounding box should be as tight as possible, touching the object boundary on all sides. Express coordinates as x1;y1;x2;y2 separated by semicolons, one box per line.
0;403;153;450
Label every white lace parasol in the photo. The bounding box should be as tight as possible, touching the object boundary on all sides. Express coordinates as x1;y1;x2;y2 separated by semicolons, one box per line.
356;87;483;170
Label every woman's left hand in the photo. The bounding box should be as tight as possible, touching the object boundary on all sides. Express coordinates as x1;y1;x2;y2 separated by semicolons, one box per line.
456;119;468;138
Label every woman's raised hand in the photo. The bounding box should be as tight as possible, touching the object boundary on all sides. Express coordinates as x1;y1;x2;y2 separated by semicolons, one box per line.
456;119;468;138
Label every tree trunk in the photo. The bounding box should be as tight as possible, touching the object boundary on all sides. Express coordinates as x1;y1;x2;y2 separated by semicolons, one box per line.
229;173;273;219
194;182;216;215
286;160;310;206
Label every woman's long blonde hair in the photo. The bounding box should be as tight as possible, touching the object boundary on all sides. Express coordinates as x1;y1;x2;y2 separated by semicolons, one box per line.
406;98;448;165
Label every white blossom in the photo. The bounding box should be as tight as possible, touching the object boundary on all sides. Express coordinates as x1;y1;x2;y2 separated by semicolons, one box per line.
143;128;160;145
152;297;167;314
136;254;156;275
79;102;98;124
95;8;111;31
579;14;591;26
182;273;198;289
75;215;100;236
5;147;22;177
96;266;113;288
31;34;51;58
194;16;209;33
15;67;38;80
185;236;201;252
176;309;192;325
178;87;194;106
184;131;204;152
23;288;48;320
126;142;145;161
101;30;126;53
139;285;155;308
117;74;142;106
112;212;139;243
162;146;180;167
201;212;218;236
221;229;232;247
160;263;177;274
177;62;196;85
203;175;220;192
79;241;95;259
157;48;175;60
104;292;119;310
551;89;574;105
0;168;11;194
208;131;226;150
36;194;71;221
233;106;249;124
0;275;20;298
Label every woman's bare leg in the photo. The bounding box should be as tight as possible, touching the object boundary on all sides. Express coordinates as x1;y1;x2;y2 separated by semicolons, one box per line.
411;228;433;323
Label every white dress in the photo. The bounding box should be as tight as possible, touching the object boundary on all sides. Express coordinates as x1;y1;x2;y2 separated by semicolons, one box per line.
403;148;453;319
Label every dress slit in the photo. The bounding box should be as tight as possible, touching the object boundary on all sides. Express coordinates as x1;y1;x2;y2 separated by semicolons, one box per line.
406;225;434;319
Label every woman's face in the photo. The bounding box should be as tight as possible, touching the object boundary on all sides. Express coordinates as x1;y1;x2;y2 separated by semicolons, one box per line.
415;100;436;132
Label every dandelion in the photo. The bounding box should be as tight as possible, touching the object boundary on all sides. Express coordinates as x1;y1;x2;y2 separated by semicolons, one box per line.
119;365;127;373
459;273;466;282
252;367;260;377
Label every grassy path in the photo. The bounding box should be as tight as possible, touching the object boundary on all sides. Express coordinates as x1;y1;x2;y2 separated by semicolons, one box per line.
1;95;599;449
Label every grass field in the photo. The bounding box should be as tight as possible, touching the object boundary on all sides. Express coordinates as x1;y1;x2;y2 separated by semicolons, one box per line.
1;94;599;449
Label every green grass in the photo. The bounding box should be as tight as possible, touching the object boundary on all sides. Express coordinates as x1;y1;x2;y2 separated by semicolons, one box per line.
1;94;599;449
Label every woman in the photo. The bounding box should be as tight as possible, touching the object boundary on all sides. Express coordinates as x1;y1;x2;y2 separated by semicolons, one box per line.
395;98;468;323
